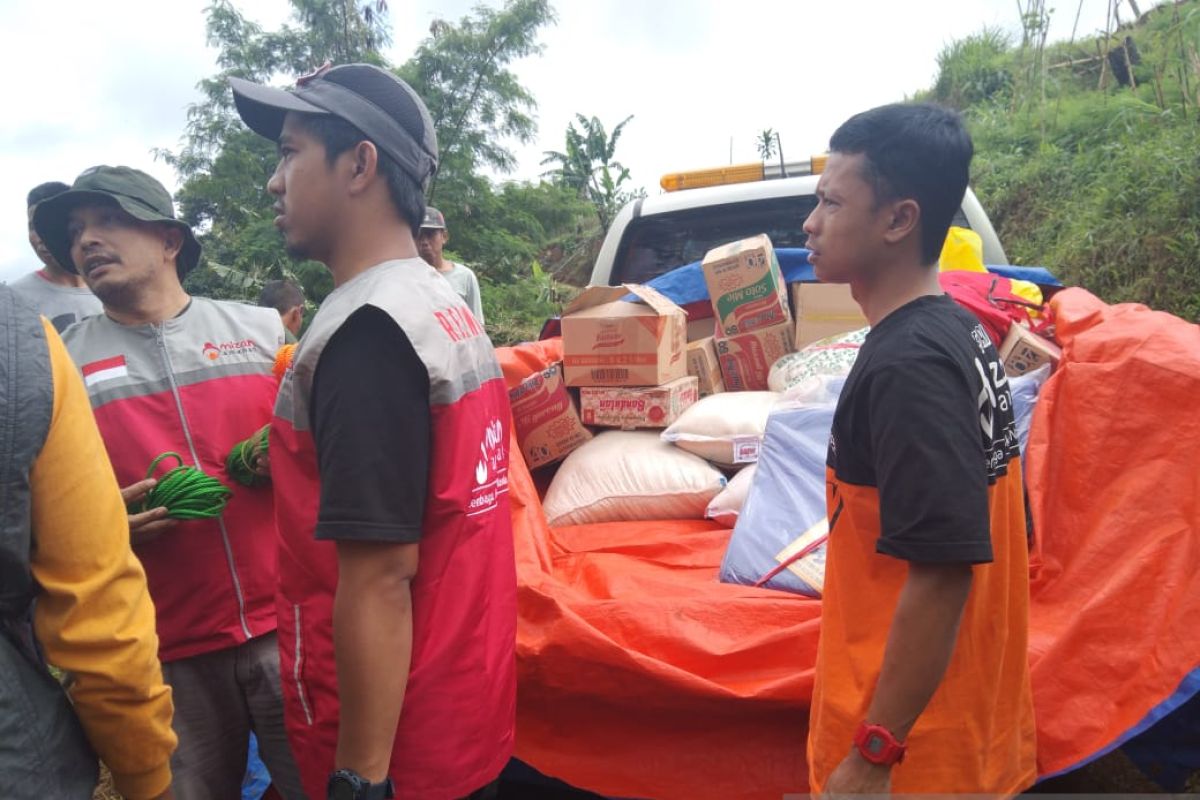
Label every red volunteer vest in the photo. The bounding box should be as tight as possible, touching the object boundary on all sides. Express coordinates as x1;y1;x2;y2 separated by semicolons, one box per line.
62;299;284;662
270;260;517;800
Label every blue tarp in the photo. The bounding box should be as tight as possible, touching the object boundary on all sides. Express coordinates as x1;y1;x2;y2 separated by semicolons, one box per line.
242;733;270;800
1122;667;1200;790
636;248;1062;309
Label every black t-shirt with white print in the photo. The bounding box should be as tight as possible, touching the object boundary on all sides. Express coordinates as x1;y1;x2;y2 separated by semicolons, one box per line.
827;293;1021;564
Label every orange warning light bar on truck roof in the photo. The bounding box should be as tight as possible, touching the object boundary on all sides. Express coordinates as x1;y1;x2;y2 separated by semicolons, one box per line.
660;163;764;192
661;155;828;192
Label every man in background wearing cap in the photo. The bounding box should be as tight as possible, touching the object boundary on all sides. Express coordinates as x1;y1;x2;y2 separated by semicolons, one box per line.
7;181;102;331
231;63;516;800
417;207;484;323
34;166;306;800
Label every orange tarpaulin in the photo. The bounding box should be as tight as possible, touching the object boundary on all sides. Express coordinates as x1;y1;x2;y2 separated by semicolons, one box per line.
1026;289;1200;776
497;288;1200;799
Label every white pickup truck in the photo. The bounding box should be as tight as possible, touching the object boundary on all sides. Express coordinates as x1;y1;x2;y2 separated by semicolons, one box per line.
588;159;1007;286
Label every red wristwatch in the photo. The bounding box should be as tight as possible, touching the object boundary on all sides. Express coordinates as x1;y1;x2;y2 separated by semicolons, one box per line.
853;721;906;766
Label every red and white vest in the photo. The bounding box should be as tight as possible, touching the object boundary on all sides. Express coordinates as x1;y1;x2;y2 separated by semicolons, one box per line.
270;259;517;800
62;299;284;662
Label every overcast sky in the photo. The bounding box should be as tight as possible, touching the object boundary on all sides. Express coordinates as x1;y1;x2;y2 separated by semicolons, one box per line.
1;0;1133;282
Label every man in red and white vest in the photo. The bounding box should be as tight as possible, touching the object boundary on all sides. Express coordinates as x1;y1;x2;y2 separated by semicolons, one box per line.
230;64;517;800
33;166;305;799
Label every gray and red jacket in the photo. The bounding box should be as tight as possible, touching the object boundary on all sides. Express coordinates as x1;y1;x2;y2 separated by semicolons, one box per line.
271;260;517;800
62;298;284;662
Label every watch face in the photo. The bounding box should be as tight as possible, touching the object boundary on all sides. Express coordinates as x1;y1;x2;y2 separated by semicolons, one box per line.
866;734;886;755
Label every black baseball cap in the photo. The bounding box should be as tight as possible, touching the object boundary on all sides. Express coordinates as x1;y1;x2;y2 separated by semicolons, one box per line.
32;166;201;278
229;63;439;190
421;207;446;229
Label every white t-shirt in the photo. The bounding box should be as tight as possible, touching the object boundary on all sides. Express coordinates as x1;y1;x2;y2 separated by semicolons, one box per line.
438;262;484;324
7;270;103;332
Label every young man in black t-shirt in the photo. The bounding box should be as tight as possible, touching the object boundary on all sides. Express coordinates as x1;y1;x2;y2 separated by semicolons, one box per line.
802;104;1036;796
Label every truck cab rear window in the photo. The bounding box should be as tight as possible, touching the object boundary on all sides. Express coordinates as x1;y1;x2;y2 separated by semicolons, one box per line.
611;197;974;286
612;196;818;285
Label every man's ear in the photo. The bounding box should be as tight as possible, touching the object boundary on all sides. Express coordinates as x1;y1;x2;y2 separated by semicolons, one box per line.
285;305;304;331
441;229;450;247
162;225;185;262
347;141;380;195
882;198;921;246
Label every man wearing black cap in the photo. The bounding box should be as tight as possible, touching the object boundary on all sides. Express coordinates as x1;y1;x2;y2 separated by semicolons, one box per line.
33;167;305;800
417;206;484;323
8;181;102;331
230;63;516;800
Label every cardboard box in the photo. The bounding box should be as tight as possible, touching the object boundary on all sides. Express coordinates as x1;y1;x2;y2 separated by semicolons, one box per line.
562;284;688;387
715;322;796;392
687;315;718;343
509;363;593;469
579;376;699;430
703;234;792;337
999;324;1062;376
791;283;869;349
686;337;725;396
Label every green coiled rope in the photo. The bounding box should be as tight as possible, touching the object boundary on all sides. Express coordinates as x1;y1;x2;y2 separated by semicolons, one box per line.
226;425;271;488
136;452;232;520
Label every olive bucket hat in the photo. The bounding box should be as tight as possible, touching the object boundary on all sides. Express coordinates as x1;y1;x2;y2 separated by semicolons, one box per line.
32;165;201;279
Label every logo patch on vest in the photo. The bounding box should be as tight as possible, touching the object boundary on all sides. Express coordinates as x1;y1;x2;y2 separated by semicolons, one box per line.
468;418;509;516
202;339;257;361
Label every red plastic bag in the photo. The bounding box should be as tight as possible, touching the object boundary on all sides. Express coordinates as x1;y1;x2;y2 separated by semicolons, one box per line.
940;270;1049;344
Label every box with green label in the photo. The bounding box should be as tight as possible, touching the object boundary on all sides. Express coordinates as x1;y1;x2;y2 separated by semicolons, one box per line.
702;234;792;338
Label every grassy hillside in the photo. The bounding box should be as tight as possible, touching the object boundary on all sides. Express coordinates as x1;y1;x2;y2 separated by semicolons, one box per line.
922;1;1200;321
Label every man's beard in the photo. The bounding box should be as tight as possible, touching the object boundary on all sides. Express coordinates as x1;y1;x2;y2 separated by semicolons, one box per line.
282;230;324;265
88;270;154;312
283;237;312;261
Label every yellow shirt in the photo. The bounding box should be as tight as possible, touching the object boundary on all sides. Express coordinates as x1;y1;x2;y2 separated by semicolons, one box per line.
29;318;176;799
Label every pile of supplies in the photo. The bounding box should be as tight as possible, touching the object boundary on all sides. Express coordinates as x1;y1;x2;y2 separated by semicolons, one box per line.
510;230;1063;598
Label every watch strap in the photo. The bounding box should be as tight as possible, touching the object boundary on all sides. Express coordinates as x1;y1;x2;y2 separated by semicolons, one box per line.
366;777;395;800
328;769;395;800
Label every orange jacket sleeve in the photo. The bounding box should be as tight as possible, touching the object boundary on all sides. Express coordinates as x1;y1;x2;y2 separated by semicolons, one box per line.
28;318;176;799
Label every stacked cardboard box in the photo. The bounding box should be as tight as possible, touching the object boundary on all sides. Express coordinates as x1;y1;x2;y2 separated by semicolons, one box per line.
686;337;725;396
579;376;699;429
701;235;796;391
559;283;699;432
999;324;1061;376
509;363;593;469
714;325;795;392
791;283;869;349
562;284;688;388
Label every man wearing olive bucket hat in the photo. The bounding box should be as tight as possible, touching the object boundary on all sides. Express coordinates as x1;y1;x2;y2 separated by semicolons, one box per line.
33;166;305;799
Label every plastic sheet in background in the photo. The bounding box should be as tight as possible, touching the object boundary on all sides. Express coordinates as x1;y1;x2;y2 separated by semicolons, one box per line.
718;377;845;597
1009;363;1051;461
1122;667;1200;790
1026;288;1200;779
242;734;270;800
638;249;1062;310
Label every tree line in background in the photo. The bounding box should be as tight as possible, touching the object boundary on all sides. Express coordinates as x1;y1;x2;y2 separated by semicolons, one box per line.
167;0;1200;347
166;0;642;344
